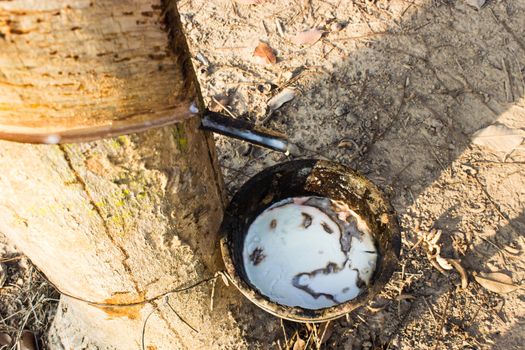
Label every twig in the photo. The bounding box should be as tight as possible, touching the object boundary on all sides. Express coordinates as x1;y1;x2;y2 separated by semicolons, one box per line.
304;323;314;349
332;31;388;41
212;96;237;119
433;291;451;350
400;0;416;18
141;306;157;350
0;256;22;264
318;320;331;349
501;58;514;102
209;275;218;312
422;134;447;172
280;319;289;348
422;297;439;326
165;296;199;333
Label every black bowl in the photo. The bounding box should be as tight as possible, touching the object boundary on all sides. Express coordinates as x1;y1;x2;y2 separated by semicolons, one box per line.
220;159;401;322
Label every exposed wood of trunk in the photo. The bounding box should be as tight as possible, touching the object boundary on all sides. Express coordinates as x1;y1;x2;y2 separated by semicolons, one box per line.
0;0;275;348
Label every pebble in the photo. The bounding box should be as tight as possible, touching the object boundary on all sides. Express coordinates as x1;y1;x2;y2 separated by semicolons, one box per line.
330;21;345;32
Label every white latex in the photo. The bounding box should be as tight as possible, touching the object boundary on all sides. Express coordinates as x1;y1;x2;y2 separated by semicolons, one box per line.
242;197;378;310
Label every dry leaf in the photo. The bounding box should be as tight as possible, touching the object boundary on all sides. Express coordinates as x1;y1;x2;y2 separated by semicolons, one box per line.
435;256;453;270
395;294;415;301
268;88;295;112
427;229;442;246
253;42;276;64
367;303;387;313
472;124;525;154
236;0;268;4
473;271;519;294
465;0;486;9
504;245;521;255
293;337;306;350
0;263;6;288
18;331;37;350
0;332;12;347
291;29;323;45
337;138;358;149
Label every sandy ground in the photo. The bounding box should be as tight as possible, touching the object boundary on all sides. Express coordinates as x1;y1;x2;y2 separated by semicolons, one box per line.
1;0;524;349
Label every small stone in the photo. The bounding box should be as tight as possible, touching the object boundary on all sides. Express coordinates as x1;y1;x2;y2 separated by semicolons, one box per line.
195;52;210;66
334;105;348;116
330;21;344;32
465;0;486;10
282;71;294;81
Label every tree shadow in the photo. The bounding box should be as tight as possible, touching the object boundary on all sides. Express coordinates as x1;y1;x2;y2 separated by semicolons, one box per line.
199;0;525;348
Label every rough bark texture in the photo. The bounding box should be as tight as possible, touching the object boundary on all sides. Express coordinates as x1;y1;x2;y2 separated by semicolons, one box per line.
0;0;197;142
0;0;276;348
0;121;275;349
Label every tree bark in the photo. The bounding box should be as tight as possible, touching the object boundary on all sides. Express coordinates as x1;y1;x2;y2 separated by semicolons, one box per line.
0;121;275;349
0;0;276;349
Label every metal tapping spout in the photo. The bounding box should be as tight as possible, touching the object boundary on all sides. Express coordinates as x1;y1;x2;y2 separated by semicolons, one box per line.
200;110;299;156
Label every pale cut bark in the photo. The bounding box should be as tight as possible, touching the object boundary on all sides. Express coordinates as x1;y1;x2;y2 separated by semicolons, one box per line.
0;0;277;348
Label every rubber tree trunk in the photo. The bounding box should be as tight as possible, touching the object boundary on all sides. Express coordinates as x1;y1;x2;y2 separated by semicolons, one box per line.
0;0;275;349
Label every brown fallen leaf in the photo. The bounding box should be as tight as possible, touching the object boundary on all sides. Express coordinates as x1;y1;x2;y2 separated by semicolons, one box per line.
291;29;324;45
395;293;415;301
18;331;37;350
253;42;276;64
293;337;306;350
435;255;453;270
473;271;519;294
0;332;12;347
